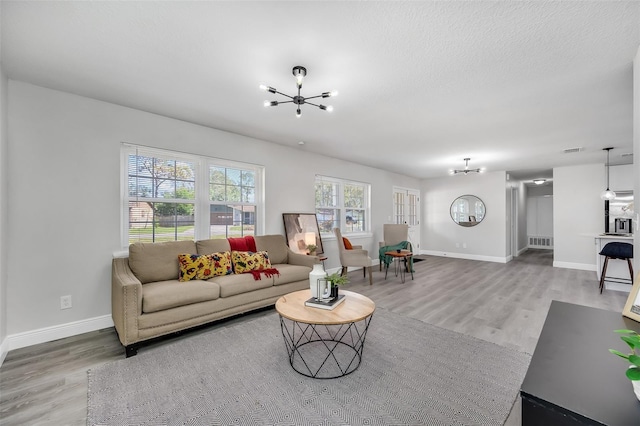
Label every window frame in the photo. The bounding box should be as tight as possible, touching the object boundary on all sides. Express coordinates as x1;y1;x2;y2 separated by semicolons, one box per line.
121;144;265;248
314;175;371;238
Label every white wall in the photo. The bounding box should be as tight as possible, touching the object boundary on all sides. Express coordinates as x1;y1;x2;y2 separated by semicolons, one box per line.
0;46;8;362
3;80;419;350
527;184;553;240
609;164;634;191
527;196;553;237
422;171;507;262
553;163;604;270
527;185;553;197
635;45;640;274
517;182;528;253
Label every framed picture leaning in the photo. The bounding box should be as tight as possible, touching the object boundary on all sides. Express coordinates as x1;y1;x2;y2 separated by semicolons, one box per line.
282;213;324;256
623;274;640;322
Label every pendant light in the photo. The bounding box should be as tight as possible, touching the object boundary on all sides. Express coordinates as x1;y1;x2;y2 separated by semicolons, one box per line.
600;147;616;201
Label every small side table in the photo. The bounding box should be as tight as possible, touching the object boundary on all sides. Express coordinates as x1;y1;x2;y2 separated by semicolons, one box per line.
384;250;413;283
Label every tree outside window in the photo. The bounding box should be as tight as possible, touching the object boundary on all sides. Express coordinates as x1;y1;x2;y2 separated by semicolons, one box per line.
128;155;195;243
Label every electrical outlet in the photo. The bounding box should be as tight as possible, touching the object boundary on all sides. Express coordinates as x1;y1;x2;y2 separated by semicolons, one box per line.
455;242;460;248
462;242;467;249
60;295;72;310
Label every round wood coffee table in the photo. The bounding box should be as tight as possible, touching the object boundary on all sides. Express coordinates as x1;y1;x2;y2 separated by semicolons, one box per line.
275;289;375;379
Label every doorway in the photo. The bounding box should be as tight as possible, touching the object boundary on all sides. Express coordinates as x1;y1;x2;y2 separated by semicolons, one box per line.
392;187;421;252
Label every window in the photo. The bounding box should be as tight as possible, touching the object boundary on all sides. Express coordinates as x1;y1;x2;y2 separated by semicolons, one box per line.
123;145;263;246
315;175;370;236
209;166;257;239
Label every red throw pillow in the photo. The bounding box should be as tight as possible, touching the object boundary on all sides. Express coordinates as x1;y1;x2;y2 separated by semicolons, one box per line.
343;237;353;250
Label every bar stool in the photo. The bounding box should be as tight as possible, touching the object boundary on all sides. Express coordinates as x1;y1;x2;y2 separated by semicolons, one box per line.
599;242;634;293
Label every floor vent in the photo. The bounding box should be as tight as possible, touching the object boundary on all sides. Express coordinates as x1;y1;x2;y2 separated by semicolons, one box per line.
529;236;554;248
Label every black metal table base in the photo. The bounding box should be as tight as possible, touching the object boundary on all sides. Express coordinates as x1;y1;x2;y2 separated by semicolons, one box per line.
385;256;413;283
278;314;373;379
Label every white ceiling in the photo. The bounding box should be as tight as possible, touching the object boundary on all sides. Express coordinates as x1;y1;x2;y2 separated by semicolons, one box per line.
2;1;639;180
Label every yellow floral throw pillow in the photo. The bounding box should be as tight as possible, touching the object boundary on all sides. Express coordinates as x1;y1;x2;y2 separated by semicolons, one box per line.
178;252;232;282
231;250;272;274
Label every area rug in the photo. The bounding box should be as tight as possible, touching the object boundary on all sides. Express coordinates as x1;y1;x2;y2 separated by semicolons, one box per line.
88;308;530;425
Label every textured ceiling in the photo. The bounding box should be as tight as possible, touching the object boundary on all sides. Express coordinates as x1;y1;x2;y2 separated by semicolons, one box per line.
2;1;639;179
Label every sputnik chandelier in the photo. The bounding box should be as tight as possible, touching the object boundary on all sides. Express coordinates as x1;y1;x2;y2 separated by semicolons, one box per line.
260;66;338;118
451;158;482;175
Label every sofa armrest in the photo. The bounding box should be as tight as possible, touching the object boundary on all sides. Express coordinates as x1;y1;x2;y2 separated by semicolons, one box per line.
112;257;143;347
287;249;319;268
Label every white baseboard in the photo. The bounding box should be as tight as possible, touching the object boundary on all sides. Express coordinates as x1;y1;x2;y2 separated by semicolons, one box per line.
553;261;596;271
0;337;8;366
3;315;114;356
422;250;509;264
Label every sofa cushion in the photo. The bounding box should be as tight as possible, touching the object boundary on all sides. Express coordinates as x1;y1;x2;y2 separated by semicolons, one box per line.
129;240;197;284
231;250;272;274
178;252;232;282
254;235;288;264
142;279;221;313
271;264;312;286
212;273;274;298
196;238;231;255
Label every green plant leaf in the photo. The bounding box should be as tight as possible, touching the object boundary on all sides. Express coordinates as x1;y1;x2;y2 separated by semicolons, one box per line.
325;272;350;286
629;354;640;367
621;336;640;350
628;336;640;347
609;349;630;360
625;366;640;381
614;329;638;334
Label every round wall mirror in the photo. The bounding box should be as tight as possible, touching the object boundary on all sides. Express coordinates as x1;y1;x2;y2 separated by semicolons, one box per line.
450;195;486;227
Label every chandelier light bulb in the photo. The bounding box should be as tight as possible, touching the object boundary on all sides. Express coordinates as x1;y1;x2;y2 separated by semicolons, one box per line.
601;189;616;201
292;66;307;88
322;90;339;98
259;85;276;94
326;105;334;112
296;108;302;118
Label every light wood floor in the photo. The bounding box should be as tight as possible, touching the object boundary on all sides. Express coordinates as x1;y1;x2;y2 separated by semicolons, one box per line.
0;249;630;425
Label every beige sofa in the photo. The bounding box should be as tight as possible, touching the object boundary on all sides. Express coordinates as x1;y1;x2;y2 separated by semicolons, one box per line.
112;234;317;356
